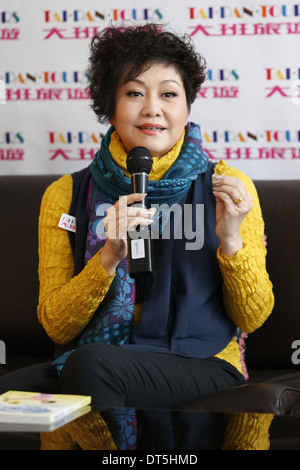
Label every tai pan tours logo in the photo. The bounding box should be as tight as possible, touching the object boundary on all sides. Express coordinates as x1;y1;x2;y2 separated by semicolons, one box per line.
0;131;24;161
198;67;240;99
187;4;300;20
202;128;300;144
187;4;300;36
1;70;90;102
47;130;104;162
43;8;163;22
203;128;300;161
265;67;300;102
0;10;20;40
42;8;164;39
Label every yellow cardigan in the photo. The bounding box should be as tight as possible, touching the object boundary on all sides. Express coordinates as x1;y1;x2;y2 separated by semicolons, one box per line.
37;158;274;376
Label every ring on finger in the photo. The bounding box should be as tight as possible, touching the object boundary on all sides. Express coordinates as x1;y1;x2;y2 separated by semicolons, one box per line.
234;196;243;205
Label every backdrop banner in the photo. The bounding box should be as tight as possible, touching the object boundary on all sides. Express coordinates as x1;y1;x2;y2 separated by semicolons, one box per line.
1;0;300;180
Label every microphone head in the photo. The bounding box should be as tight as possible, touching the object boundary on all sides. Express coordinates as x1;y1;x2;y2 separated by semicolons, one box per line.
126;146;153;175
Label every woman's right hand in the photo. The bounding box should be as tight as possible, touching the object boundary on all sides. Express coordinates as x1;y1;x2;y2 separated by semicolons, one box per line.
99;193;155;275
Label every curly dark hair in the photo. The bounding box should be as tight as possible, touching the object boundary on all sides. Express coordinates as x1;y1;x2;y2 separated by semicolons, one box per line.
87;23;206;123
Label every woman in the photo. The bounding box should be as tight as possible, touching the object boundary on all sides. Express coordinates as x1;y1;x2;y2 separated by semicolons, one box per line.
0;23;274;450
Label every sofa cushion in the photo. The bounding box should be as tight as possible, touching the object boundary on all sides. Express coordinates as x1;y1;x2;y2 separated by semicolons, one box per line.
0;355;52;378
178;369;300;415
0;175;57;360
245;181;300;370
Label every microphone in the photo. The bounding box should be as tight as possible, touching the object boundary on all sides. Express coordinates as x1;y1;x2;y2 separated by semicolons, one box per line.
126;146;154;278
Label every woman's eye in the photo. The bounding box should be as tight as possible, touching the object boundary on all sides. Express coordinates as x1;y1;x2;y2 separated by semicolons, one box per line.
163;92;177;98
126;91;142;97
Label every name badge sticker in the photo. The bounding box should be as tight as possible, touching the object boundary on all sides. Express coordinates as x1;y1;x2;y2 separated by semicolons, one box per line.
58;213;76;233
131;239;145;259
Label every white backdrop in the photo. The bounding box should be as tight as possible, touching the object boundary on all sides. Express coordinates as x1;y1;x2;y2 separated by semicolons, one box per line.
1;0;300;180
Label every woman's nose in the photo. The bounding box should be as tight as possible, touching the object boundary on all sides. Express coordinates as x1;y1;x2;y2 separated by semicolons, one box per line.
141;95;162;117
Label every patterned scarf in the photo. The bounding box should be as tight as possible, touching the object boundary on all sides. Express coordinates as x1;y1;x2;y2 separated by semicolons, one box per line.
89;121;208;205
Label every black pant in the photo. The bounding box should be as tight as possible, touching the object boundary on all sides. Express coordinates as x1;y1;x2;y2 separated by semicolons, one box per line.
59;343;244;408
0;343;244;408
0;344;244;449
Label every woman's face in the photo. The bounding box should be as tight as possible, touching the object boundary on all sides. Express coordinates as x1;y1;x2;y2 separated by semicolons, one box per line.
110;63;189;158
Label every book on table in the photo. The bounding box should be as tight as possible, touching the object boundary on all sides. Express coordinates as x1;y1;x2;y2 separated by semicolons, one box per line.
0;391;91;431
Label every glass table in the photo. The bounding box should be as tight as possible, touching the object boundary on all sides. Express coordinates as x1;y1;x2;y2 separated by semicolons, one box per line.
1;406;300;451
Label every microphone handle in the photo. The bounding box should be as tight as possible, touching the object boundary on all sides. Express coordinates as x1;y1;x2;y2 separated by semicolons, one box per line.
131;173;148;209
128;172;154;277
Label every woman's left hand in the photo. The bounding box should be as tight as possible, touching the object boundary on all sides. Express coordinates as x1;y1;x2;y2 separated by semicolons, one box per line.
212;174;253;257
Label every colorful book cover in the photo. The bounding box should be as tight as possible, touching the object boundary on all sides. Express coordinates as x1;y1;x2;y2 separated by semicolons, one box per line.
0;391;91;424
